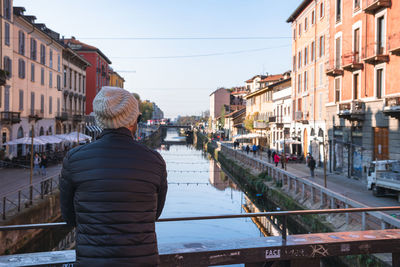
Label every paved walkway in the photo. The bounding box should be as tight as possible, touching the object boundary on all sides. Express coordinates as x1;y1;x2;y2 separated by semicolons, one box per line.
0;164;62;197
228;145;400;214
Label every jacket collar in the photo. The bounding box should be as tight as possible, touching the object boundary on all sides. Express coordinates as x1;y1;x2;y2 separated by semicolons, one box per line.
99;127;133;139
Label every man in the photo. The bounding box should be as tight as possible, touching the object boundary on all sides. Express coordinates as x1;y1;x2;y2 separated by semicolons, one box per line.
60;87;168;266
267;149;272;163
308;155;316;178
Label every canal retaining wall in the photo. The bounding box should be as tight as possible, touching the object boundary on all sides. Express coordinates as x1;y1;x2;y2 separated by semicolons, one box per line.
0;191;61;255
195;131;391;266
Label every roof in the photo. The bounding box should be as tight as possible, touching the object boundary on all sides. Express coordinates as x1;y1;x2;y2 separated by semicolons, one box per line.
246;77;291;99
209;87;229;96
245;75;268;83
259;74;284;83
63;38;112;64
286;0;313;23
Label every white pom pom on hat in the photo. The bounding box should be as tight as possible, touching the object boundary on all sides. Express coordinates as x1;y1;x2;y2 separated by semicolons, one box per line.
93;86;139;129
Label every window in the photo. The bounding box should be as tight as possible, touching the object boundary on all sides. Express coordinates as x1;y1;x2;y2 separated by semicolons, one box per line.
304;71;308;91
293;55;297;71
335;78;341;103
3;0;11;20
83;76;86;93
335;36;342;68
377;16;385;55
320;2;324;18
4;23;10;46
311;67;315;89
41;68;45;85
3;56;11;78
319;35;325;57
63;67;67;87
30;38;37;60
304;46;308;65
353;73;359;99
311;41;315;61
319;63;323;86
69;69;72;89
376;68;383;99
18;59;25;79
19;90;24;111
57;98;60;114
319;93;323;119
30;92;35;115
293;29;296;40
354;0;360;10
354;28;360;62
49;96;53;114
299;24;302;37
298;73;302;93
40;94;44;113
57;75;61;90
305;17;308;31
18;31;25;55
40;44;46;65
311;10;315;25
49;50;53;68
298;51;302;69
74;71;77;90
49;71;53;88
336;0;342;23
57;54;61;72
79;75;81;92
31;63;35;82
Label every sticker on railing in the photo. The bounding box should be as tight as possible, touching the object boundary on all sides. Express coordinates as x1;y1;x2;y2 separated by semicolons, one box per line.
265;249;280;259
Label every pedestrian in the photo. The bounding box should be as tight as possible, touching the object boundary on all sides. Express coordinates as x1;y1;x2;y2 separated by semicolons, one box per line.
33;153;41;175
246;145;250;154
252;144;257;156
267;149;272;163
257;144;261;156
40;154;48;176
281;154;285;169
308;155;316;178
60;86;168;266
274;153;280;167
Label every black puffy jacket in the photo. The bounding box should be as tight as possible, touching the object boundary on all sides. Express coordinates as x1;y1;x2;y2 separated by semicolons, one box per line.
60;127;168;267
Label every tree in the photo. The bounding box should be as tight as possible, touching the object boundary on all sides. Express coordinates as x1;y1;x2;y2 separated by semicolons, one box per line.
244;115;254;131
219;106;226;129
140;101;154;122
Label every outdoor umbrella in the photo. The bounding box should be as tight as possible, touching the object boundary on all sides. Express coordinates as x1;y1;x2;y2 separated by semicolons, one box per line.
5;136;47;145
37;135;64;144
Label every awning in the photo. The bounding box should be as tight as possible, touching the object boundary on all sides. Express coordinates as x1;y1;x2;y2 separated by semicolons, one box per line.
275;139;302;145
5;136;47;145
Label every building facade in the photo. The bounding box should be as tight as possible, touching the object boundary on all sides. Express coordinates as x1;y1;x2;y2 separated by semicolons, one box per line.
64;37;112;115
58;46;90;134
109;68;125;88
0;7;64;157
287;0;330;165
209;88;230;132
152;102;164;120
326;0;400;180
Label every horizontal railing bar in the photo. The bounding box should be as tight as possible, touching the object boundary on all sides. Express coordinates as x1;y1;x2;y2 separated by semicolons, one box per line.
1;206;400;231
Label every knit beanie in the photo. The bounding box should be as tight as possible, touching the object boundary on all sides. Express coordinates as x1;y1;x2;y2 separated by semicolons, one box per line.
93;86;139;129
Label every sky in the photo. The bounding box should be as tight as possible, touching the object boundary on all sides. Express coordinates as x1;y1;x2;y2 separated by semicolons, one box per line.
15;0;300;119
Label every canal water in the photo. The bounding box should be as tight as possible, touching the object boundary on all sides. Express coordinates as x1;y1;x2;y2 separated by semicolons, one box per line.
18;129;263;266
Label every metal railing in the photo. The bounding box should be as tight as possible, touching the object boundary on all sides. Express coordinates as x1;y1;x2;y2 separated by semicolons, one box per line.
1;206;400;244
0;174;60;220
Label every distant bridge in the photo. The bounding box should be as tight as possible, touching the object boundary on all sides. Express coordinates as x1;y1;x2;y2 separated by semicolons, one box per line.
160;125;192;129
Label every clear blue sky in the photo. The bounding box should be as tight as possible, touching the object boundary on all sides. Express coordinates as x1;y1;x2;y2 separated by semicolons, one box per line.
15;0;300;118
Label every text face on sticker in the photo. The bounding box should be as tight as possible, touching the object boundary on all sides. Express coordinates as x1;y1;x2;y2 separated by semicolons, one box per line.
265;249;281;259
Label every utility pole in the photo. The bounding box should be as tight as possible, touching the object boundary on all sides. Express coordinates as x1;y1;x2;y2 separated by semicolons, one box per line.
323;133;327;188
29;124;34;204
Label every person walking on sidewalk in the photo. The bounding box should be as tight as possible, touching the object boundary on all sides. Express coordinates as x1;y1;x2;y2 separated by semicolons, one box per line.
60;86;168;267
308;155;316;178
281;153;285;169
274;153;280;167
267;149;272;163
252;144;257;157
33;153;41;176
246;145;250;154
40;154;48;176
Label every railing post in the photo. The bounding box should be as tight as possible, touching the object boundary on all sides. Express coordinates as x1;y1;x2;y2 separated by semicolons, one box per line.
311;187;315;203
302;183;305;201
40;181;44;199
29;185;33;205
381;220;386;230
2;197;6;220
345;204;349;226
18;191;21;212
362;212;366;230
282;215;287;245
330;197;335;209
320;190;324;208
294;179;297;193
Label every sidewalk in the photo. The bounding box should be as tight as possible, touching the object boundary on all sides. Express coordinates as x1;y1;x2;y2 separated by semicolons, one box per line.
0;164;62;197
230;145;400;211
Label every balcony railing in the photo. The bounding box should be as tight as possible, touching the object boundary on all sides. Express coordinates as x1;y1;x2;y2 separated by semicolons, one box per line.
364;0;391;14
55;111;69;122
363;42;389;64
28;109;44;122
72;113;83;122
0;111;21;124
267;116;276;123
338;100;365;121
383;96;400;118
325;59;344;77
342;52;364;71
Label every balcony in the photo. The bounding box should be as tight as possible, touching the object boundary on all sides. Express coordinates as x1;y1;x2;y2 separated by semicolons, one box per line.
0;112;21;124
364;0;391;14
342;52;364;72
383;96;400;119
276;116;284;128
326;59;344;77
295;111;308;124
253;120;267;129
55;112;69;122
28;109;44;122
363;43;389;65
337;100;365;121
267;116;276;123
73;114;83;122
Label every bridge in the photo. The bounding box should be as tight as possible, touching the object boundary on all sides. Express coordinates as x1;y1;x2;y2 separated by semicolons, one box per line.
160;124;192;129
1;207;400;266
